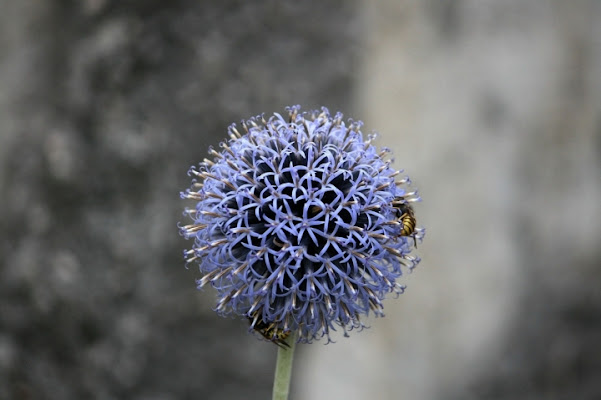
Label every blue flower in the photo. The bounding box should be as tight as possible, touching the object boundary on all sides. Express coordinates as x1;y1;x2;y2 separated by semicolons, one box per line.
180;106;423;343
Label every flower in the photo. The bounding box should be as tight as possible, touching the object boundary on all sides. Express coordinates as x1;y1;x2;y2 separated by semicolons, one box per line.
180;106;423;343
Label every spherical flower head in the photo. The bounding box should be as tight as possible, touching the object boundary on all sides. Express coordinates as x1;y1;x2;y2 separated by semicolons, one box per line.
180;106;423;343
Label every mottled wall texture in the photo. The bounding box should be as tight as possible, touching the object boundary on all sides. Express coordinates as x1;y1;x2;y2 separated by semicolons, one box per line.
1;1;600;400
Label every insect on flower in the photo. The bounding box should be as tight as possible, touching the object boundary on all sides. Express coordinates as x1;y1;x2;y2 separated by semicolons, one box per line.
248;312;291;348
180;105;424;344
391;196;418;247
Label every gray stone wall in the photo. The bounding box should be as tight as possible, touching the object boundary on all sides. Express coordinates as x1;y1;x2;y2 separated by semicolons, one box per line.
1;1;600;400
301;1;601;399
0;2;359;399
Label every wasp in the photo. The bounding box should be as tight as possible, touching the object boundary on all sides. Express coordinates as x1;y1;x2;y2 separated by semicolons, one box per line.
248;312;291;348
392;197;417;246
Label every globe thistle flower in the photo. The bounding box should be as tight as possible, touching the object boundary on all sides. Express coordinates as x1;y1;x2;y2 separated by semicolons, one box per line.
180;106;423;344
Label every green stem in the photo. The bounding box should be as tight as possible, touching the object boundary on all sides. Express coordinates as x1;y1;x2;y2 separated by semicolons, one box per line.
272;332;298;400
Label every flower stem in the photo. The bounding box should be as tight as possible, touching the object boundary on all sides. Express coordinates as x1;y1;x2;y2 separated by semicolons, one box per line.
272;332;298;400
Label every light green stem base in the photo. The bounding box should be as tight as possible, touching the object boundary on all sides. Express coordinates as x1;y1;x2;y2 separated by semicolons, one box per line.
272;332;298;400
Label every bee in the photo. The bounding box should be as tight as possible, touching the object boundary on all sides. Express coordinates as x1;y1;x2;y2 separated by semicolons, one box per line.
392;197;417;246
248;312;291;348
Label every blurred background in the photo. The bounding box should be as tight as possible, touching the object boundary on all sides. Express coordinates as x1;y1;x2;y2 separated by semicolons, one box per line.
1;1;600;399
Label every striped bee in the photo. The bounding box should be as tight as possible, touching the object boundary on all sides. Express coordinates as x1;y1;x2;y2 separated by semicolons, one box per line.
248;313;291;348
392;197;417;246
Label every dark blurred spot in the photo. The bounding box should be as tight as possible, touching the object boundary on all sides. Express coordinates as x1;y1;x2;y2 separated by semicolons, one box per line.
480;91;507;130
430;0;462;40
